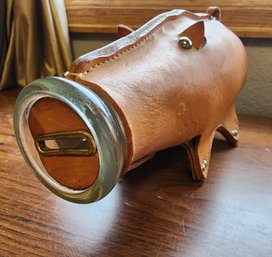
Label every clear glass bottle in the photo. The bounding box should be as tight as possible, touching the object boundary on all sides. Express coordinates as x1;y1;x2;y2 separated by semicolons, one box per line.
14;77;127;203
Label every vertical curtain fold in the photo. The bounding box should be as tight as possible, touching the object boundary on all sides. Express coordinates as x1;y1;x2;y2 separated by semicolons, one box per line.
0;0;7;76
0;0;72;90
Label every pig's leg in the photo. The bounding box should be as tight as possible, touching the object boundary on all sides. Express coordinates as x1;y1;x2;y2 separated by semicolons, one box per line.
217;106;239;146
183;131;215;181
183;105;239;181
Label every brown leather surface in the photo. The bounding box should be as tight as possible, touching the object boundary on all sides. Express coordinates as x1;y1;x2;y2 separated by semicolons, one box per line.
66;8;247;179
28;98;99;189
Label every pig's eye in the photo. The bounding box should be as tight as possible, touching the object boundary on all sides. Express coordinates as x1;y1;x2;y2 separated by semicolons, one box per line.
178;21;205;50
178;36;193;49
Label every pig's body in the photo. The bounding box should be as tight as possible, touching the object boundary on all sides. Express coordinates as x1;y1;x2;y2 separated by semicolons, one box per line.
67;9;247;180
14;7;248;203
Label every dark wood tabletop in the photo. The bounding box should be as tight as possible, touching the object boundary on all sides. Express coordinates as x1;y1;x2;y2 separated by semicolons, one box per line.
0;88;272;257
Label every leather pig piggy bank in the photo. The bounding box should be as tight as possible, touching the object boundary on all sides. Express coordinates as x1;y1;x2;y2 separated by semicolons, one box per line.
14;7;247;203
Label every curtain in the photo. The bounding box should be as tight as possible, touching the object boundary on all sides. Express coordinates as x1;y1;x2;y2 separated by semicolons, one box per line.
0;0;72;90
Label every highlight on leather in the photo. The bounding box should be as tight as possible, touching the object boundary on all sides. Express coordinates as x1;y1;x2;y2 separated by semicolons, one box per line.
13;7;247;203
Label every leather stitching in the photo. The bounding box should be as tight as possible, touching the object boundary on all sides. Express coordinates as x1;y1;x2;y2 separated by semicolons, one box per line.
67;11;210;76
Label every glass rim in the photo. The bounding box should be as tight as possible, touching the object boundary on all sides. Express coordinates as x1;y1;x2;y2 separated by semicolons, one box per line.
13;77;127;203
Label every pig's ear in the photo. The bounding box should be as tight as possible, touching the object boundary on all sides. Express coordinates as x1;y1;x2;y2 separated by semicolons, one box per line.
179;21;205;49
118;24;134;38
206;6;221;21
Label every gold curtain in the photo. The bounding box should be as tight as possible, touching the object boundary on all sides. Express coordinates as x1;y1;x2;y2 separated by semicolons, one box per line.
0;0;72;90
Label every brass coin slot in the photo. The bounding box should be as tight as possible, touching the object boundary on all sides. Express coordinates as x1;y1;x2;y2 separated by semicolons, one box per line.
35;131;97;156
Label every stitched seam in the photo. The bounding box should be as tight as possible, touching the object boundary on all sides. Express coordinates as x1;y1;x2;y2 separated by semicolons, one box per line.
68;12;209;76
83;19;171;74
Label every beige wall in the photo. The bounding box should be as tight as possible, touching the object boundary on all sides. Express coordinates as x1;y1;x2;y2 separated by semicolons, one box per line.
71;34;272;117
237;39;272;117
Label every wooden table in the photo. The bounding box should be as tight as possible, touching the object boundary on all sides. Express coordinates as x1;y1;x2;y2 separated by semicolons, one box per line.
0;89;272;257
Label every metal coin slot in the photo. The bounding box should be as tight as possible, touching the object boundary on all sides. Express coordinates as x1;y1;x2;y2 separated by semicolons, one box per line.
35;131;97;156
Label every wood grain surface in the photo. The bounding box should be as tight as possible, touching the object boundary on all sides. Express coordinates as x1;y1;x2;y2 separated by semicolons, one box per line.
64;0;272;38
0;88;272;256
